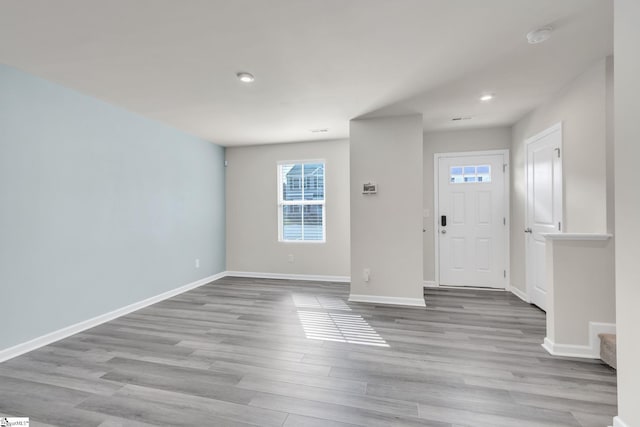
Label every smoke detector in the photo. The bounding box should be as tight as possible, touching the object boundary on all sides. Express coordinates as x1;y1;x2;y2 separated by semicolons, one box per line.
527;27;553;44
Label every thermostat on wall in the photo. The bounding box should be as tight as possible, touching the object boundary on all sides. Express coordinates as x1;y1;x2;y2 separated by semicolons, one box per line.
362;182;377;194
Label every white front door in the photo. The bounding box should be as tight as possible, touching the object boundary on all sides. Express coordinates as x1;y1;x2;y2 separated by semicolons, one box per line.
525;123;563;311
437;152;507;288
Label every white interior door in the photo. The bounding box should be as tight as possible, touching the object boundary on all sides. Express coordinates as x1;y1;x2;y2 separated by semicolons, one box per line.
525;124;563;311
437;152;507;288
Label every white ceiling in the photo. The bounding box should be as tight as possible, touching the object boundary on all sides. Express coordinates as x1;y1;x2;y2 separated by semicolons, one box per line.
0;0;612;146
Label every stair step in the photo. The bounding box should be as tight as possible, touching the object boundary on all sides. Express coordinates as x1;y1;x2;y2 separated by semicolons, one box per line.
598;333;616;369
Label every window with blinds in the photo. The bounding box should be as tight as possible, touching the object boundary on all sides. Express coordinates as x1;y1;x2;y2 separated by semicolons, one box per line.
278;161;325;242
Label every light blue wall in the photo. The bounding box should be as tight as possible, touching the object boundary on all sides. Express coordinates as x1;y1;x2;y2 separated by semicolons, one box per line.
0;65;226;350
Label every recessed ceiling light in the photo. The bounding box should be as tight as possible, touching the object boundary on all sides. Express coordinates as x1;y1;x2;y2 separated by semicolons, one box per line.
236;72;255;83
527;27;553;44
480;94;494;102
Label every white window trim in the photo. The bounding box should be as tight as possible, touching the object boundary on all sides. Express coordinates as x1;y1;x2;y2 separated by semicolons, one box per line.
277;160;326;243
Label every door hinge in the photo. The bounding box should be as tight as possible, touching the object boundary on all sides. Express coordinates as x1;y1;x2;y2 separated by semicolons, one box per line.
503;217;506;226
558;221;561;231
504;270;506;278
503;163;508;173
554;147;561;158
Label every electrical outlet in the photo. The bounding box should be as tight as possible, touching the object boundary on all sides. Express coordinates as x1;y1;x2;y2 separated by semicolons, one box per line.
363;268;370;282
195;259;200;268
288;254;294;263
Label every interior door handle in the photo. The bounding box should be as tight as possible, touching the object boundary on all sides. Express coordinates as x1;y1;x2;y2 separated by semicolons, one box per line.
524;228;532;233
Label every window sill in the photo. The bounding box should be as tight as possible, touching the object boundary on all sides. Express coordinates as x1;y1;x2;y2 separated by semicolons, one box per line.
278;240;326;244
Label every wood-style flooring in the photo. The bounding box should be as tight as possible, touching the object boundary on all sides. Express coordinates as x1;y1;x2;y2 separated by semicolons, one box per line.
0;277;617;426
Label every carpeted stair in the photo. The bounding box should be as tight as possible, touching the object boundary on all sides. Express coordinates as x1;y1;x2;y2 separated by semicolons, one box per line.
599;333;617;369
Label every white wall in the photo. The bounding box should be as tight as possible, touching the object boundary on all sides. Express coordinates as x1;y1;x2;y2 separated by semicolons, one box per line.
423;127;511;282
614;1;640;425
511;58;612;294
545;237;615;348
606;56;615;235
350;115;424;305
225;139;350;278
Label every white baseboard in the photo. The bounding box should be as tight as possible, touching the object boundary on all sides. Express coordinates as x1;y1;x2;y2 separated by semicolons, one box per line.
349;294;426;308
613;416;630;427
226;271;350;283
423;280;438;288
509;285;530;303
542;322;616;359
439;285;505;291
542;337;594;358
0;272;226;363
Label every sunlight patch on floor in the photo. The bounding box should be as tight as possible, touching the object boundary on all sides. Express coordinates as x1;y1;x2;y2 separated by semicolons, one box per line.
293;295;389;347
292;294;352;311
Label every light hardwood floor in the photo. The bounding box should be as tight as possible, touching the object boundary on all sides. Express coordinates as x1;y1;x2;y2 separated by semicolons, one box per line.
0;277;617;426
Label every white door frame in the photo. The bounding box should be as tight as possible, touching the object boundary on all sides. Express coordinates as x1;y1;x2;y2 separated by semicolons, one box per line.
433;149;510;288
524;122;563;304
